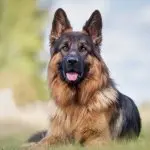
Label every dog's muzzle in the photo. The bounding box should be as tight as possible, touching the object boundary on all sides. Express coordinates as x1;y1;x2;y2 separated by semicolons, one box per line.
66;56;79;81
59;55;85;84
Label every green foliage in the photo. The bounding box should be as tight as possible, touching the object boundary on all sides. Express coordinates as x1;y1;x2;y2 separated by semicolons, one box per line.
0;0;49;104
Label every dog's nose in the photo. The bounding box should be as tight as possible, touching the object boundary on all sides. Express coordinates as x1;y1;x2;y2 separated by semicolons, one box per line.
67;57;78;65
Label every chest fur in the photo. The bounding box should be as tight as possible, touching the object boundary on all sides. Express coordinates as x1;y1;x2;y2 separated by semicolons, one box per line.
50;106;112;138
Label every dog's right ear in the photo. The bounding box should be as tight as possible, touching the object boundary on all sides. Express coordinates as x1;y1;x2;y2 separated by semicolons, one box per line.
50;8;72;45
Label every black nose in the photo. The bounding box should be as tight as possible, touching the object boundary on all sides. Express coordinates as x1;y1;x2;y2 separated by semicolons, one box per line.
67;56;78;65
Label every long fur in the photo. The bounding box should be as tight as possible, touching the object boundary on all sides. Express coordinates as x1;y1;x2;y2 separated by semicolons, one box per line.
35;53;119;146
26;8;141;149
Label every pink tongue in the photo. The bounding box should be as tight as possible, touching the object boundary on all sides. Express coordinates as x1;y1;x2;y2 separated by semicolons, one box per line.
66;72;78;81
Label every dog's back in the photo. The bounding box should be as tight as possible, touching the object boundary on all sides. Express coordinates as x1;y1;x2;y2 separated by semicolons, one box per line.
110;92;141;140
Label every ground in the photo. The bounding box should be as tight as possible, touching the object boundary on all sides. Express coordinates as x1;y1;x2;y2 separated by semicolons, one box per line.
0;107;150;150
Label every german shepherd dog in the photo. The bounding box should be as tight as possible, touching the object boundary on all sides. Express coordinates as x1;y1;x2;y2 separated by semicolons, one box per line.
26;8;141;148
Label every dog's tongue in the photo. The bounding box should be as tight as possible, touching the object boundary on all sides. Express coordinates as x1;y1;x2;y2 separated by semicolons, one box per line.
66;72;78;81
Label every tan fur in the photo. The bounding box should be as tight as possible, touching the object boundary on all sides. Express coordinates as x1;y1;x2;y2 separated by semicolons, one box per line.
35;52;118;148
23;9;141;150
23;52;118;150
22;10;123;150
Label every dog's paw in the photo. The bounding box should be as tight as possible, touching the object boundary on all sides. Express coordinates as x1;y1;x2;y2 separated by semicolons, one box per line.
21;142;49;150
21;143;38;150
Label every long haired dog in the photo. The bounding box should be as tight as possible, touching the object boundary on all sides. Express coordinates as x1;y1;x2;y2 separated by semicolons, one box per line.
27;8;141;148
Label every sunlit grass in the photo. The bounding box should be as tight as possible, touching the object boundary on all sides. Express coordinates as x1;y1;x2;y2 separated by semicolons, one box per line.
0;123;149;150
1;106;149;150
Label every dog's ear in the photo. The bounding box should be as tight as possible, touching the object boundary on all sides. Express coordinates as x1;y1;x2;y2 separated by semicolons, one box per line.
83;10;102;45
50;8;72;45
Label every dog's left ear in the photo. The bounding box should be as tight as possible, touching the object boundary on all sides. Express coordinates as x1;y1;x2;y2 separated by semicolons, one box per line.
83;10;102;45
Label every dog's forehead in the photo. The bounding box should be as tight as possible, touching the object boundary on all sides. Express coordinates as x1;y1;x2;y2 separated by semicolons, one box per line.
60;32;92;43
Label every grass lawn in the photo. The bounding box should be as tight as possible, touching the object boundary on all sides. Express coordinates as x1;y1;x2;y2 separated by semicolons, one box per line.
0;121;149;150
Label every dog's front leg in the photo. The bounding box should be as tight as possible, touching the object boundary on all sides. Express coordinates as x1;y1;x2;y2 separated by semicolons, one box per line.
22;135;68;150
83;128;111;147
38;134;68;145
74;127;111;148
22;122;68;150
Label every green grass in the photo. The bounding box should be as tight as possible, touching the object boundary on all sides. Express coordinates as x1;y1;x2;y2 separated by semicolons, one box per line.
0;135;27;150
0;122;36;150
0;123;149;150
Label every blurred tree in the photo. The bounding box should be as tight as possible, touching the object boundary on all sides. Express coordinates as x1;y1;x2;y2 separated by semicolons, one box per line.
0;0;49;104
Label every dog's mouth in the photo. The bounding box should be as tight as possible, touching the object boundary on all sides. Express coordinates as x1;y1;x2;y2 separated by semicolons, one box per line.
66;72;79;81
58;59;89;85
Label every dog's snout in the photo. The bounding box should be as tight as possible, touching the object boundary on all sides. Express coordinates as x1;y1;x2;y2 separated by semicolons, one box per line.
67;57;78;65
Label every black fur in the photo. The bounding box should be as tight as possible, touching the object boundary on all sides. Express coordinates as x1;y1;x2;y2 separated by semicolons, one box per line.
27;130;47;143
109;92;141;140
117;92;141;138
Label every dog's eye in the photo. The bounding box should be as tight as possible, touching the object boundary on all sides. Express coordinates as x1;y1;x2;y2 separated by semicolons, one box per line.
80;46;86;52
61;45;68;52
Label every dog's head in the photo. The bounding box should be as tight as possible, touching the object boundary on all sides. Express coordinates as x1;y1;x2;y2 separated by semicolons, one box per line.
49;8;103;85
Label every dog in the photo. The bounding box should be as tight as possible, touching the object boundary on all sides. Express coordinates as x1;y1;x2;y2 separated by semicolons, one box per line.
26;8;141;148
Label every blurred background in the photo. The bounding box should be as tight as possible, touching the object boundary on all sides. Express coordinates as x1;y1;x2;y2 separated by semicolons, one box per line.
0;0;150;149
